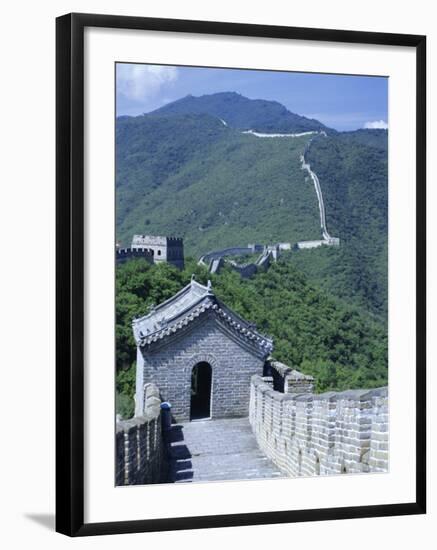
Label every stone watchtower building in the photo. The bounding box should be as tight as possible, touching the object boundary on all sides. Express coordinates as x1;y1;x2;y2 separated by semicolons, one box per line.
133;279;273;421
131;235;184;270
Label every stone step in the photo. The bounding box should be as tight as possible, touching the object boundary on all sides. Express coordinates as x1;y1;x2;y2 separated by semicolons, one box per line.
164;417;283;483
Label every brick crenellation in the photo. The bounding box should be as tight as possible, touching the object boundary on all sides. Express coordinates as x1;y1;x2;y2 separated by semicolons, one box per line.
249;374;388;477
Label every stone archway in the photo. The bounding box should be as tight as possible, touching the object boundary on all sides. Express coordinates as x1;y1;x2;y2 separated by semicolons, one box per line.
185;353;218;420
190;362;212;420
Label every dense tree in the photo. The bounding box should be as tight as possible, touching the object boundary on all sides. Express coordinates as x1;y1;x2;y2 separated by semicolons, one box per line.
116;258;387;417
116;113;321;254
116;110;387;318
115;97;389;419
300;130;388;317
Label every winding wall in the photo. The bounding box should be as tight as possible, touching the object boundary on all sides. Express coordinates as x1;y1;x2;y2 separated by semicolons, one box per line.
199;130;339;275
244;129;339;246
199;245;273;277
301;154;330;240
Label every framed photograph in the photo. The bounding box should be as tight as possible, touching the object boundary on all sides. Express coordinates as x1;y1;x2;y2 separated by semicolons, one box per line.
56;13;426;536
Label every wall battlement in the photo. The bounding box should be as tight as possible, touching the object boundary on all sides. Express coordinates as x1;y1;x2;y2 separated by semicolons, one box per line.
295;238;340;250
131;234;185;269
116;235;184;269
116;247;154;265
249;375;388;477
116;383;166;485
266;360;315;394
132;235;183;245
199;242;288;278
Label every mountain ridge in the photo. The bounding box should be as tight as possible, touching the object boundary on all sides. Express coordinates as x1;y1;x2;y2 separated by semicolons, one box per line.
116;112;321;253
116;93;388;316
148;91;331;134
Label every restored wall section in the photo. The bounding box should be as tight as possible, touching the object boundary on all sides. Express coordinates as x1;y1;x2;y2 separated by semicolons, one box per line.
200;246;275;278
249;375;388;477
116;384;167;485
266;360;315;393
200;246;254;264
131;235;184;269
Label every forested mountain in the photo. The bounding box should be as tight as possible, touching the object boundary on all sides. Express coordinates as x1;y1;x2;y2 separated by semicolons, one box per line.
295;129;388;316
151;91;329;133
116;259;388;417
116;113;321;253
116;93;388;318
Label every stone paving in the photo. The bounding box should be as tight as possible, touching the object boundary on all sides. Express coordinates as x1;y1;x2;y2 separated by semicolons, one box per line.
165;417;284;483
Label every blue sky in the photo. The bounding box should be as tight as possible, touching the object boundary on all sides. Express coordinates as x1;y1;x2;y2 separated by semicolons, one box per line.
116;63;388;131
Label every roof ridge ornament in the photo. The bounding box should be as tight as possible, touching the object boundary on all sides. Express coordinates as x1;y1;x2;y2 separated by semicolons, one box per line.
134;280;273;356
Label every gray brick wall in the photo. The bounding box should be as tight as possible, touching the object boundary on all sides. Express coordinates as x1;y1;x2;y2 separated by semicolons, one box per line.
249;375;388;477
136;314;265;422
116;383;166;486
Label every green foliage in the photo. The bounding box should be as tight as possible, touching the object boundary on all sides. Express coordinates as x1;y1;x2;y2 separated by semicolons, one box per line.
116;364;136;419
114;96;389;419
116;363;136;395
116;113;321;255
116;392;134;420
297;130;388;317
116;109;388;319
211;260;388;392
115;259;188;370
115;258;387;413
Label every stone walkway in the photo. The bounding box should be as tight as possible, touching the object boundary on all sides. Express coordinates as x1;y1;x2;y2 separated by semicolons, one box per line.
165;417;283;483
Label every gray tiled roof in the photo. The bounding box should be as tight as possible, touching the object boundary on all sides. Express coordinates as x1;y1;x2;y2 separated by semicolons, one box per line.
132;279;273;354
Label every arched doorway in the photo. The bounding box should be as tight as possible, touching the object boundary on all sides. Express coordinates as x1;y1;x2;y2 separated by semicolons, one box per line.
190;362;212;420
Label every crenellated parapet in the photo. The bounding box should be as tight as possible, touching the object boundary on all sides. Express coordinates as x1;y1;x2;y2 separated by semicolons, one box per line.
116;235;185;269
265;359;315;393
249;374;388;478
116;247;154;265
115;383;167;485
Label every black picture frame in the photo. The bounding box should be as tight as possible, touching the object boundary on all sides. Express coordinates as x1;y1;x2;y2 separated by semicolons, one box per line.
56;12;426;537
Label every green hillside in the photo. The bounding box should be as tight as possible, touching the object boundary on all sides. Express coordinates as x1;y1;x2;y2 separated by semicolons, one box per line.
116;113;321;255
152;91;329;133
116;95;388;318
116;259;387;418
294;130;388;316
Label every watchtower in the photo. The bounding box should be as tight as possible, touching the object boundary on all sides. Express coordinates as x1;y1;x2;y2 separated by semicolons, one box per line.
133;279;273;421
131;235;184;269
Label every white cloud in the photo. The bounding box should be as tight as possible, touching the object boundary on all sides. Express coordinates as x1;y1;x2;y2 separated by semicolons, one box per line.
363;120;388;130
117;64;178;102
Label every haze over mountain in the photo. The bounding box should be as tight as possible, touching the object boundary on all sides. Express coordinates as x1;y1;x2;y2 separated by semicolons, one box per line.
116;92;388;317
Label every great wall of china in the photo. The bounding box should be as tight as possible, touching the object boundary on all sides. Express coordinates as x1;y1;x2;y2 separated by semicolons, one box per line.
114;278;388;486
116;129;339;277
114;127;387;486
199;130;339;276
116;365;388;485
249;365;388;478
